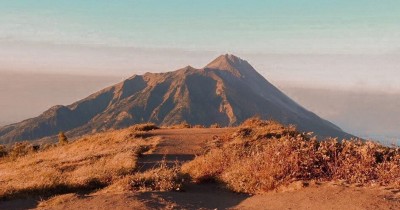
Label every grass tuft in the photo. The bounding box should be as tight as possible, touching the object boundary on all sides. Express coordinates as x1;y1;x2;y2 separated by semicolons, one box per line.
129;159;184;192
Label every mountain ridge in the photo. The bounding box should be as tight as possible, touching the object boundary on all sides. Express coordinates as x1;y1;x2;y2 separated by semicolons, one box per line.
0;54;352;144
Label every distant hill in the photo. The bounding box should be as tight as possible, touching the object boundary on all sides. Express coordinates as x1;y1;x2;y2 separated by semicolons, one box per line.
0;54;352;144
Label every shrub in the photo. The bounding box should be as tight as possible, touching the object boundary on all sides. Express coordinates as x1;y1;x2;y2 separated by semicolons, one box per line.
0;145;7;158
39;143;56;151
193;124;205;128
170;122;191;129
131;123;159;132
8;142;35;159
1;143;51;160
131;131;153;139
58;132;68;145
182;120;400;194
210;123;221;128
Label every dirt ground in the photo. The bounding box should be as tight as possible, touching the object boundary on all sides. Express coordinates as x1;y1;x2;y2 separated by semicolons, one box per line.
1;128;399;210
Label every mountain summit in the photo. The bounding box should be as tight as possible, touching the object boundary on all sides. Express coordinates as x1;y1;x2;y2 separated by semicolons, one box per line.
0;55;351;143
206;54;259;77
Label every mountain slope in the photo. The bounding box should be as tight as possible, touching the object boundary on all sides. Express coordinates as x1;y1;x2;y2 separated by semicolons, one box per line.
0;54;351;143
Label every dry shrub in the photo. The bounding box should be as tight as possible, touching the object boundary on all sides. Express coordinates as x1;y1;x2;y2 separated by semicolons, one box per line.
58;132;68;145
129;123;159;138
131;131;152;139
169;122;191;129
193;124;205;128
210;123;221;128
183;119;400;194
7;142;37;159
0;142;57;161
131;123;159;132
0;145;7;158
235;117;298;140
129;159;184;192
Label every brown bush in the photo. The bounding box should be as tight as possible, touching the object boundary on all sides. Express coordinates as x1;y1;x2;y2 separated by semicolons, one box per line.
193;124;205;128
0;142;58;161
8;142;36;159
58;132;68;145
182;120;400;194
131;123;159;132
210;123;221;128
0;145;7;158
169;122;191;129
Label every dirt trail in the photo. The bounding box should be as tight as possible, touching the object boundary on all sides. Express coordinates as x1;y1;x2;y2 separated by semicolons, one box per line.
45;128;246;210
2;128;399;210
136;128;233;171
131;128;250;209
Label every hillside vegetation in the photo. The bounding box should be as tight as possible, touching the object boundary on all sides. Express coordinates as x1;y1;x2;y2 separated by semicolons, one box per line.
183;118;400;193
0;120;399;207
0;125;162;200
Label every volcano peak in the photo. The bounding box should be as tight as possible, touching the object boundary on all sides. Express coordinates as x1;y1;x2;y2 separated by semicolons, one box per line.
0;54;351;143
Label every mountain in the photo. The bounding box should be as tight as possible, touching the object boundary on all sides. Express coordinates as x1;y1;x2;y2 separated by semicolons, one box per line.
0;54;352;144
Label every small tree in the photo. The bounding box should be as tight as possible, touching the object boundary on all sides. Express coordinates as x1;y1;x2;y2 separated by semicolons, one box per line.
0;144;7;158
58;131;68;145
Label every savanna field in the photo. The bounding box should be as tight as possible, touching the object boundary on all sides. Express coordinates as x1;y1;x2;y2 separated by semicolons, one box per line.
0;119;399;209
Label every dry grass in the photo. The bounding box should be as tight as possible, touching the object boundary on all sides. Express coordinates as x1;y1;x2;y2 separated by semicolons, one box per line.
167;122;192;129
37;193;79;208
95;161;185;195
130;123;159;132
0;126;157;200
183;118;400;194
2;119;399;200
193;124;205;128
210;123;221;128
127;123;159;139
129;159;184;192
2;142;37;160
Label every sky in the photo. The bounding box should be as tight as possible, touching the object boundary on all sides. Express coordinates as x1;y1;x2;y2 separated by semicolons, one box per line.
0;0;399;143
0;1;399;89
1;0;399;53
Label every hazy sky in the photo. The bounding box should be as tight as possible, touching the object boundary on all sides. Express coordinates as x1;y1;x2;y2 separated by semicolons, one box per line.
1;0;399;53
0;1;399;143
1;1;399;89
